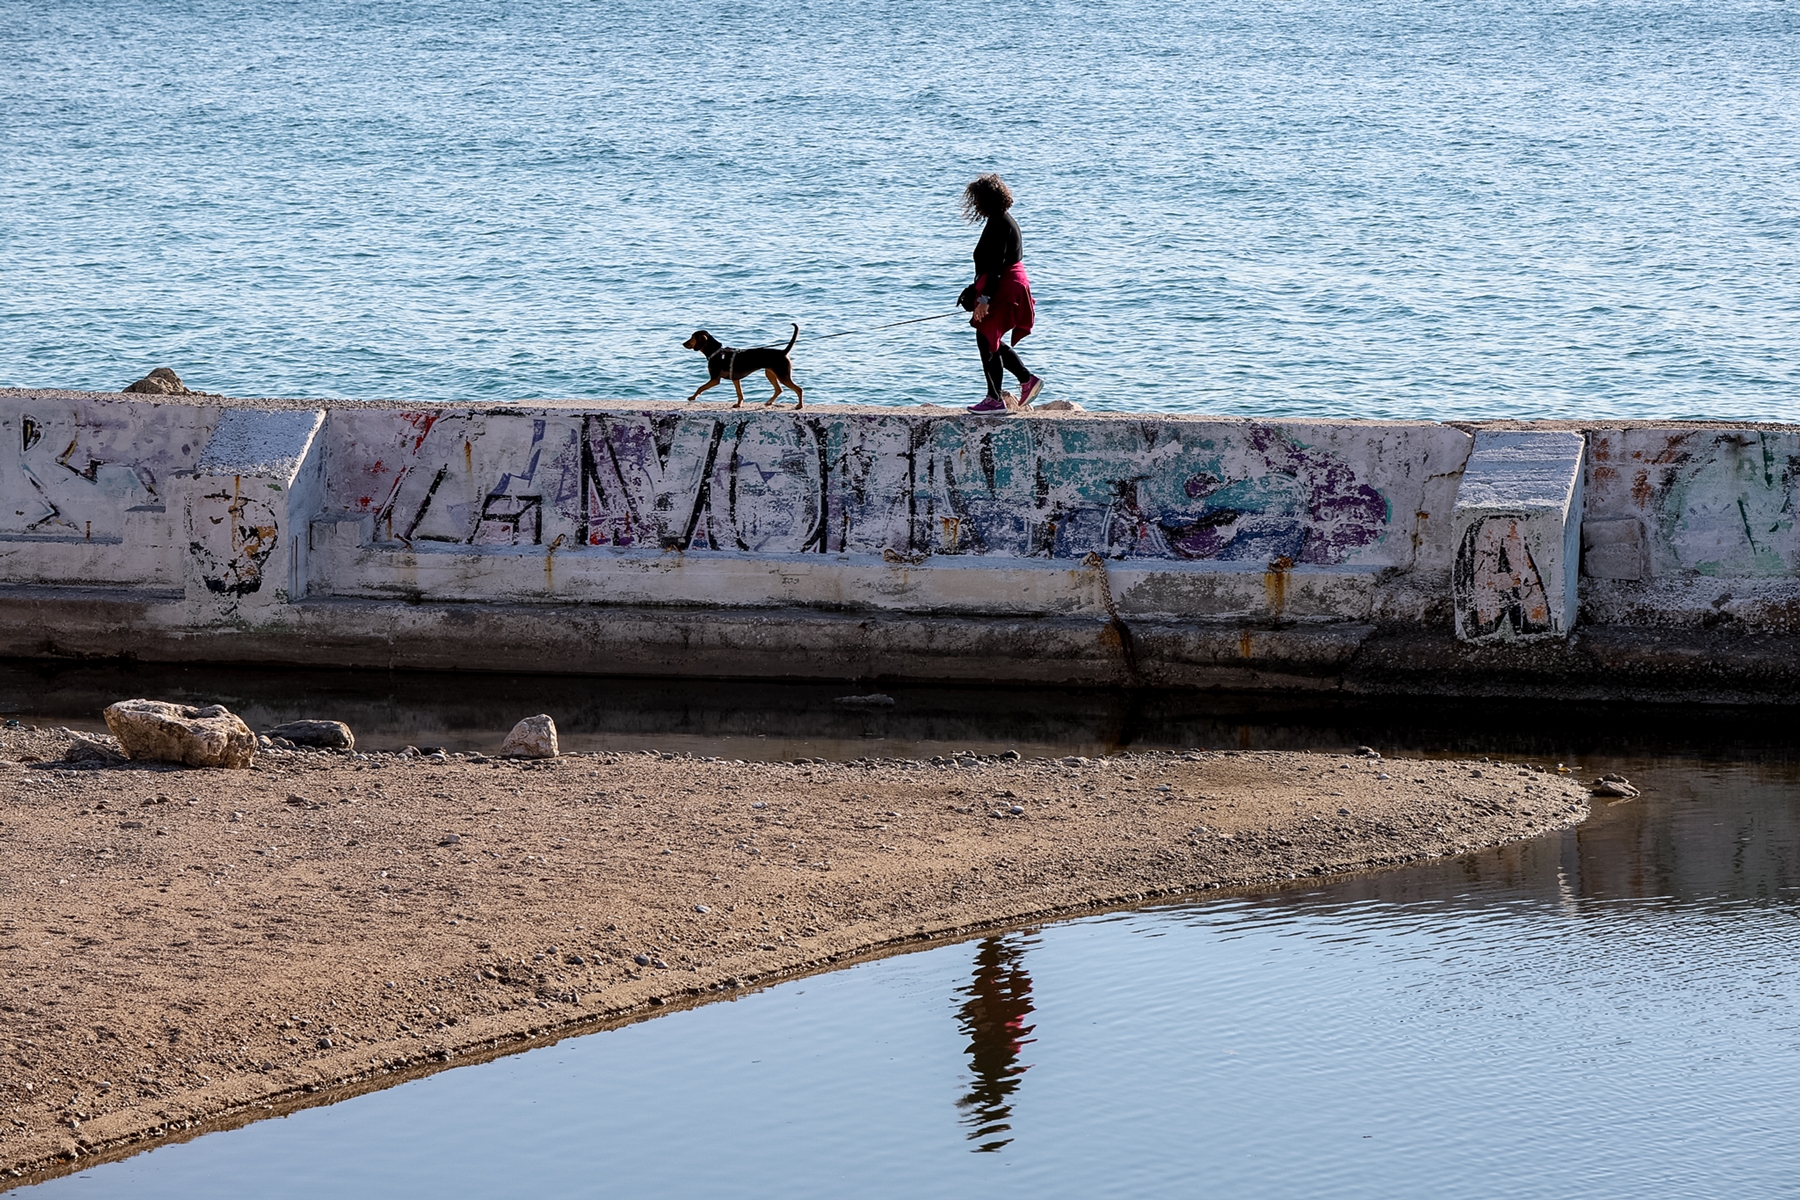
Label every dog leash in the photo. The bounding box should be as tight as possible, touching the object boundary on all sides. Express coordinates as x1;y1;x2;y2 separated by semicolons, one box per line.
732;310;963;350
810;310;964;342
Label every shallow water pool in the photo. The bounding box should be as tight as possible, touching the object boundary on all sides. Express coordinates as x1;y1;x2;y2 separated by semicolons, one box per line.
18;714;1800;1197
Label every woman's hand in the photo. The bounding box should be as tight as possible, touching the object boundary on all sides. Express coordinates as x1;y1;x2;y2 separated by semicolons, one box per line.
972;300;990;324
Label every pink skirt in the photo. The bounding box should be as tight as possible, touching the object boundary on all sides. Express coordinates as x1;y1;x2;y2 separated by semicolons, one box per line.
974;262;1035;352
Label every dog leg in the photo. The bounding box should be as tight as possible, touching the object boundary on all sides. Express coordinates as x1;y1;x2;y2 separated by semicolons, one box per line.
763;368;785;405
731;378;747;409
688;377;722;403
774;365;804;410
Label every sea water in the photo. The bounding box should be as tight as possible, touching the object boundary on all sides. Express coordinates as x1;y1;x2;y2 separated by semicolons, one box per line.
3;0;1797;419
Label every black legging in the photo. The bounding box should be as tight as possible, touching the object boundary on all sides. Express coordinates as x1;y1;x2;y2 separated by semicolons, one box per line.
978;335;1032;398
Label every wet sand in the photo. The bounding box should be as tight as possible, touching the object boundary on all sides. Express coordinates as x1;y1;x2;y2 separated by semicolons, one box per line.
0;726;1589;1184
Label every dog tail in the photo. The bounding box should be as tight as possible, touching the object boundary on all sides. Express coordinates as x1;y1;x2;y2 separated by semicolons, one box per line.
784;323;799;354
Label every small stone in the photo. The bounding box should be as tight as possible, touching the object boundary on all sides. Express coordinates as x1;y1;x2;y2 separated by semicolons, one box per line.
122;366;192;396
695;905;710;914
263;720;355;751
999;750;1022;762
752;801;767;809
1009;804;1025;815
634;953;650;966
62;735;127;767
316;1037;332;1049
500;714;558;759
104;699;256;768
438;834;462;847
1338;807;1351;816
1377;773;1391;781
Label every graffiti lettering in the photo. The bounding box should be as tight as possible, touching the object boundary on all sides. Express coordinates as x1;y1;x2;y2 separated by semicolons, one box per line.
1454;515;1551;639
191;484;279;597
322;410;1412;567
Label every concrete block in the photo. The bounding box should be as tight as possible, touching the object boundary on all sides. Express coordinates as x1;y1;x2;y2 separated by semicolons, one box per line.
1584;427;1800;579
1581;518;1645;581
182;409;326;618
0;395;219;586
1452;431;1585;643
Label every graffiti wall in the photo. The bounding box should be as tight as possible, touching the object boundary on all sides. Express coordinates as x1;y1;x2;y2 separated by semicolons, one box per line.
12;391;1800;650
320;408;1467;569
1585;428;1800;580
0;397;221;586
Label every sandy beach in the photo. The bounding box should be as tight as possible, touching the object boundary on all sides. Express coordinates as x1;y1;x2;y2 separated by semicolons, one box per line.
0;724;1589;1185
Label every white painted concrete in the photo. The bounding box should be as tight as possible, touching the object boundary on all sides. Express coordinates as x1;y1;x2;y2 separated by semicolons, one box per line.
1451;431;1585;643
182;408;327;619
0;396;220;588
12;392;1800;665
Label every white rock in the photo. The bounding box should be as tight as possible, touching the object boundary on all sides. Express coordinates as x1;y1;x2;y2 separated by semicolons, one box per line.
103;699;257;769
501;714;559;759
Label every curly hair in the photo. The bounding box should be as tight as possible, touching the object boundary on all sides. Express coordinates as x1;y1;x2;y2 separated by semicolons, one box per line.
960;174;1014;223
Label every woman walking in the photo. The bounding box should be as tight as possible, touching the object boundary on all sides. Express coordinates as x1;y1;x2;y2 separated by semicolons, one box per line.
959;174;1043;413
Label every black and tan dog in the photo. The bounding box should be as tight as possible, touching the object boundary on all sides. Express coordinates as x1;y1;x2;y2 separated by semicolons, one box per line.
683;324;805;409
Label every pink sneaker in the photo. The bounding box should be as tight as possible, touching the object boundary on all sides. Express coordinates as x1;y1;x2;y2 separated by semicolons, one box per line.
1019;375;1044;407
966;394;1008;413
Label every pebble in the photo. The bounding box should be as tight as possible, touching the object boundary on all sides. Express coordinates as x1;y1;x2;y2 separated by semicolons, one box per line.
1338;807;1351;816
634;953;650;966
438;834;462;846
695;905;710;914
752;801;767;809
1008;805;1024;815
1377;773;1391;781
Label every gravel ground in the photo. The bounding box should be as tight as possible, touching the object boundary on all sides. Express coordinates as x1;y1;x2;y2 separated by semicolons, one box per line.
0;725;1590;1185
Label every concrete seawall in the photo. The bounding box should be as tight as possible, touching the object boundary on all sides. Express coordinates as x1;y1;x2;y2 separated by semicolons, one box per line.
4;388;1798;701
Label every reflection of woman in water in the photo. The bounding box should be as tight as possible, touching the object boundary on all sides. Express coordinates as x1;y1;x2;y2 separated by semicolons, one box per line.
955;935;1037;1151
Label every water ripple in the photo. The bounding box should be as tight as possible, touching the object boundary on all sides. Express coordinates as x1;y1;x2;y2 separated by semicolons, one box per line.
3;0;1797;417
